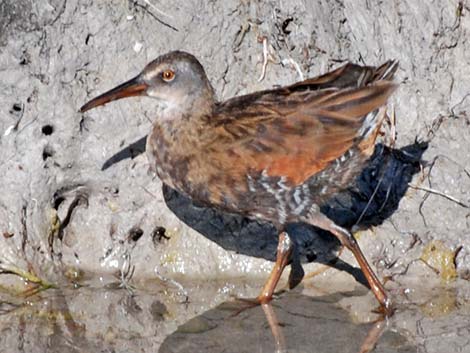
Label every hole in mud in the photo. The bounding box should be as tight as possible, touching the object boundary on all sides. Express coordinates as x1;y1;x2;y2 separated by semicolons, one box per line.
42;145;54;161
128;227;144;242
42;124;54;135
53;194;65;210
282;17;294;34
19;50;30;65
152;226;169;245
12;103;22;112
105;186;119;195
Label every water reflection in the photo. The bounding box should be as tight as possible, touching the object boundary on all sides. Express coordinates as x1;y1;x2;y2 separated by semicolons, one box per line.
159;291;415;353
0;283;176;352
1;281;468;353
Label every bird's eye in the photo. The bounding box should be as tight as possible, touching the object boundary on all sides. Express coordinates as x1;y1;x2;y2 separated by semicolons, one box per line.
162;69;175;82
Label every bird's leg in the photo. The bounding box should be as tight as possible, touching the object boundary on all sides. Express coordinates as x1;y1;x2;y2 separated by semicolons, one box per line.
261;302;287;352
257;231;293;304
303;212;393;316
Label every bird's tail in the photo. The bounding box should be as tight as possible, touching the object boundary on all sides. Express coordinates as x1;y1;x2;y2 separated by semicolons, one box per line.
355;60;398;155
357;106;388;156
290;59;398;91
368;60;399;83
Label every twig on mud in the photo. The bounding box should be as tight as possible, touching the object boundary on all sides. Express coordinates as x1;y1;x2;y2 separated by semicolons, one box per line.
142;0;173;18
1;204;56;295
258;36;270;82
434;154;470;179
233;22;251;51
0;263;55;292
419;258;441;275
355;146;389;225
133;1;178;32
454;245;463;268
425;115;448;141
355;174;384;225
19;204;28;254
378;182;393;213
408;183;469;208
4;103;25;136
415;154;470;226
389;105;396;147
416;157;437;227
281;57;304;81
58;193;89;241
450;92;470;117
118;252;136;294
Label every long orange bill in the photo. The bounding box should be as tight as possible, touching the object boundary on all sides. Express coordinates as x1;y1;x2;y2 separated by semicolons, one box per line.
80;75;148;113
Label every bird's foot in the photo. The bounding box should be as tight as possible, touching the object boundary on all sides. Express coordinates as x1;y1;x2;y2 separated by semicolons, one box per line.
228;297;261;317
230;292;284;317
372;301;395;317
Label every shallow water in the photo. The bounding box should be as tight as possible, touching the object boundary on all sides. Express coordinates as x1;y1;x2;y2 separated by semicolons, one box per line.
0;278;469;353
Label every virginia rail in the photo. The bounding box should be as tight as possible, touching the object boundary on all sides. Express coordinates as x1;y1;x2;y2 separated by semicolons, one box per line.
80;51;398;314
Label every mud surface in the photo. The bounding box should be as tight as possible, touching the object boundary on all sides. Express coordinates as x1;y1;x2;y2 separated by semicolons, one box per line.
1;0;470;352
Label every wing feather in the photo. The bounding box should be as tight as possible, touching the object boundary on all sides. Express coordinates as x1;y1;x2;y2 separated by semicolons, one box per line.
197;61;397;195
203;81;396;186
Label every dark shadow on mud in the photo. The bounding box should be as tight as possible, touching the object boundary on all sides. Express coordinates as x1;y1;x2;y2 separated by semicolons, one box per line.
103;138;428;287
101;135;147;171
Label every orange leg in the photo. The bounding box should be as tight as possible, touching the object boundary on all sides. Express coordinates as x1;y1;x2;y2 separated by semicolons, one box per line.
261;303;286;351
359;318;387;353
303;212;393;316
257;231;293;304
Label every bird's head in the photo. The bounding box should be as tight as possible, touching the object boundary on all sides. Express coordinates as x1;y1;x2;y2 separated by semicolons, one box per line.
80;51;215;118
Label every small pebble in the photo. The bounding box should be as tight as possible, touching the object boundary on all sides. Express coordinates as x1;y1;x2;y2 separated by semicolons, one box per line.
134;42;143;53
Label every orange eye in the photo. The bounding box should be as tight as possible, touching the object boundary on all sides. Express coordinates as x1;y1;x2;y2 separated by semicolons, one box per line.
162;69;175;82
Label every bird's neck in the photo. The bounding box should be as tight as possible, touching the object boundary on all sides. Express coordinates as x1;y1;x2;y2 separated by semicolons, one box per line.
157;94;214;140
145;101;213;191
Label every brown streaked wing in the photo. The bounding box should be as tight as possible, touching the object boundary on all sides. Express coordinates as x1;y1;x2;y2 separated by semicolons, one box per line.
288;60;398;90
205;81;396;186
